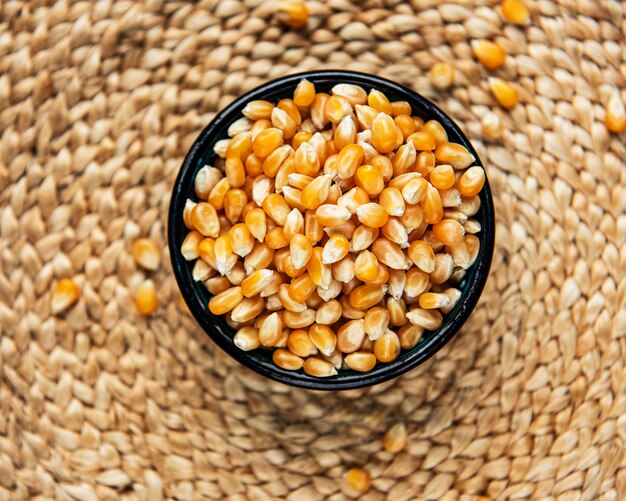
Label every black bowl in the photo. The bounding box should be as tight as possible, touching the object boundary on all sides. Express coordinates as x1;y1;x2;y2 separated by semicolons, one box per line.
168;70;495;391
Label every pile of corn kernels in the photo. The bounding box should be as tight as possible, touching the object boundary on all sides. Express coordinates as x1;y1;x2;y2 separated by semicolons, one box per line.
180;79;485;377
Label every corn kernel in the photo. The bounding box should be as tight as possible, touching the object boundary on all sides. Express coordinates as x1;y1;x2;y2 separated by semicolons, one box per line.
294;79;315;107
259;312;283;346
234;326;261;351
131;238;162;271
606;92;626;133
315;299;342;325
51;278;80;314
322;234;350;264
489;77;519;109
316;204;351;227
373;330;400;362
371;113;397;154
276;1;309;29
372;238;408;270
501;0;530;24
303;357;338;377
472;40;506;70
429;62;455;90
383;422;408;453
345;352;377;372
346;468;371;494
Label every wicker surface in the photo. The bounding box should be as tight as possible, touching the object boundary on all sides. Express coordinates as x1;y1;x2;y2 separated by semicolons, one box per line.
1;0;625;499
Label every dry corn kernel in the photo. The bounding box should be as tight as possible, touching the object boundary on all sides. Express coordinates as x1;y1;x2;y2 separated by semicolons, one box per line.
406;308;443;330
262;144;292;178
398;324;423;349
289;234;312;269
405;268;429;298
368;262;390;287
355;165;384;196
332;255;356;283
322;234;350;264
252;127;284;158
394;115;416;139
198;237;217;269
283;208;304;241
308;324;337;356
368;89;393;114
229;223;255;257
458;166;486;197
371;113;397;154
324;95;352;123
422;120;448;146
206;276;230;295
390;101;412;117
271;107;297;139
231;297;265;323
422;184;443;225
418;292;452;310
315;299;342;325
234;326;261;351
288;272;316;303
195;166;223;200
339;294;365;320
372;238;408;270
346;468;371;494
381;217;408;247
273;349;304;370
430;164;456;190
316;204;351;227
282;255;307;279
301;174;332;209
287;329;318;357
353;250;379;282
305;210;324;243
245;208;267;242
191;202;220;238
334;115;357;150
245;153;264;177
324;219;357;241
214;234;238;275
429;62;455;90
259;312;283;346
241;269;275;298
261;193;290;226
242;100;274;121
407;131;436;151
224;189;248;225
277;284;307;313
387;269;406;300
501;0;530;24
363;306;389;341
606;92;626;133
401;177;428;205
489;77;519;109
133;280;157;316
226;132;252;161
433;219;465;246
278;98;302;124
355;104;378;130
209;286;243;315
276;1;309;29
336;320;365;353
306;247;332;288
345;352;376;372
332;83;367;106
373;330;401;362
386;297;407;327
303;357;337;377
294;79;315;106
311;92;330;129
349;285;386;310
378;187;405;217
336;143;364;179
356;203;389;228
250;119;271;140
208;178;231;210
435;142;475;170
472;40;506;70
131;238;162;271
244;242;274;273
383;422;408;453
51;278;80;314
295;142;321;177
407;240;435;272
214;139;229;158
288;173;314;190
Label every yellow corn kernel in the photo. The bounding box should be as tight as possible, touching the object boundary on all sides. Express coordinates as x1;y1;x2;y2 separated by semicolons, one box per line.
407;240;435;272
282;209;303;242
337;187;369;215
388;172;419;191
398;323;423;349
133;280;157;316
371;113;397;154
418;292;452;310
273;348;304;370
372;238;408;270
429;62;455;90
193;260;214;283
334;115;357;150
366;262;389;287
430;165;455;190
206;276;230;295
407;131;436;151
131;238;162;271
308;324;338;356
322;234;350;264
356;203;389;229
286;219;310;259
381;217;409;247
363;306;390;341
441;288;462;314
276;283;305;313
273;247;289;273
282;254;306;278
606;92;626;133
244;242;274;273
259;312;283;347
277;0;309;28
303;357;338;377
401;177;428;205
315;299;342;325
457;167;485;198
367;89;393;114
305;290;322;310
433;219;465;246
383;422;408;453
472;40;506;70
306;247;332;288
349;285;385;310
344;352;376;372
324;95;352;123
338;294;364;320
183;199;197;230
287;173;313;190
293;79;315;107
224;188;248;225
355;104;378;130
465;234;480;266
334;320;364;354
291;131;312;151
214;234;237;275
394;114;416;140
282;309;316;329
244;208;267;243
422;120;448;146
373;330;401;363
391;100;412;117
245;153;264;177
242;100;274;120
305;210;324;243
233;326;261;351
271;107;297;139
377;187;404;218
231;296;265;323
346;468;371;494
51;278;80;314
430;253;454;285
209;286;243;315
351;225;379;252
355;165;384;196
435;143;475;170
447;239;471;269
422;184;443;225
207;178;231;211
315;204;351;227
383;269;404;301
342;276;361;296
414;152;434;179
228;223;255;257
353;250;379;283
300;174;332;210
406;308;443;330
501;0;530;24
191;202;220;238
489;77;519;109
331;83;367;106
294;142;321;177
261;144;292;178
335;143;364;179
259;193;288;227
400;204;424;233
330;254;354;284
240;269;275;299
422;230;444;253
226;132;252;161
311;92;330;130
197;238;216;269
287;329;318;357
252;127;284;158
194;166;223;200
387;297;407;327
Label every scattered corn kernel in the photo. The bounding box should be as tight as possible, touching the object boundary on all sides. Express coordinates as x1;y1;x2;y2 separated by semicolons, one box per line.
472;40;506;70
383;422;408;453
605;92;626;134
501;0;530;24
51;278;80;314
276;1;309;29
489;77;519;109
429;62;455;90
134;280;158;316
346;468;371;494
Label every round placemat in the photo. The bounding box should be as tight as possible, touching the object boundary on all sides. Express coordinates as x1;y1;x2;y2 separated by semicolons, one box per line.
0;1;625;499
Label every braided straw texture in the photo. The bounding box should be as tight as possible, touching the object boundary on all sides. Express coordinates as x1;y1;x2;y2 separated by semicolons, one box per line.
1;0;626;499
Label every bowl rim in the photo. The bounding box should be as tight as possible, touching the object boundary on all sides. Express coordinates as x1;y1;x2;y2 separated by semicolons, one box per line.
168;70;495;391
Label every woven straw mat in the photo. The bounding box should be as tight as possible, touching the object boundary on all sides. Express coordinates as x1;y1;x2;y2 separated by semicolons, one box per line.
1;0;626;500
